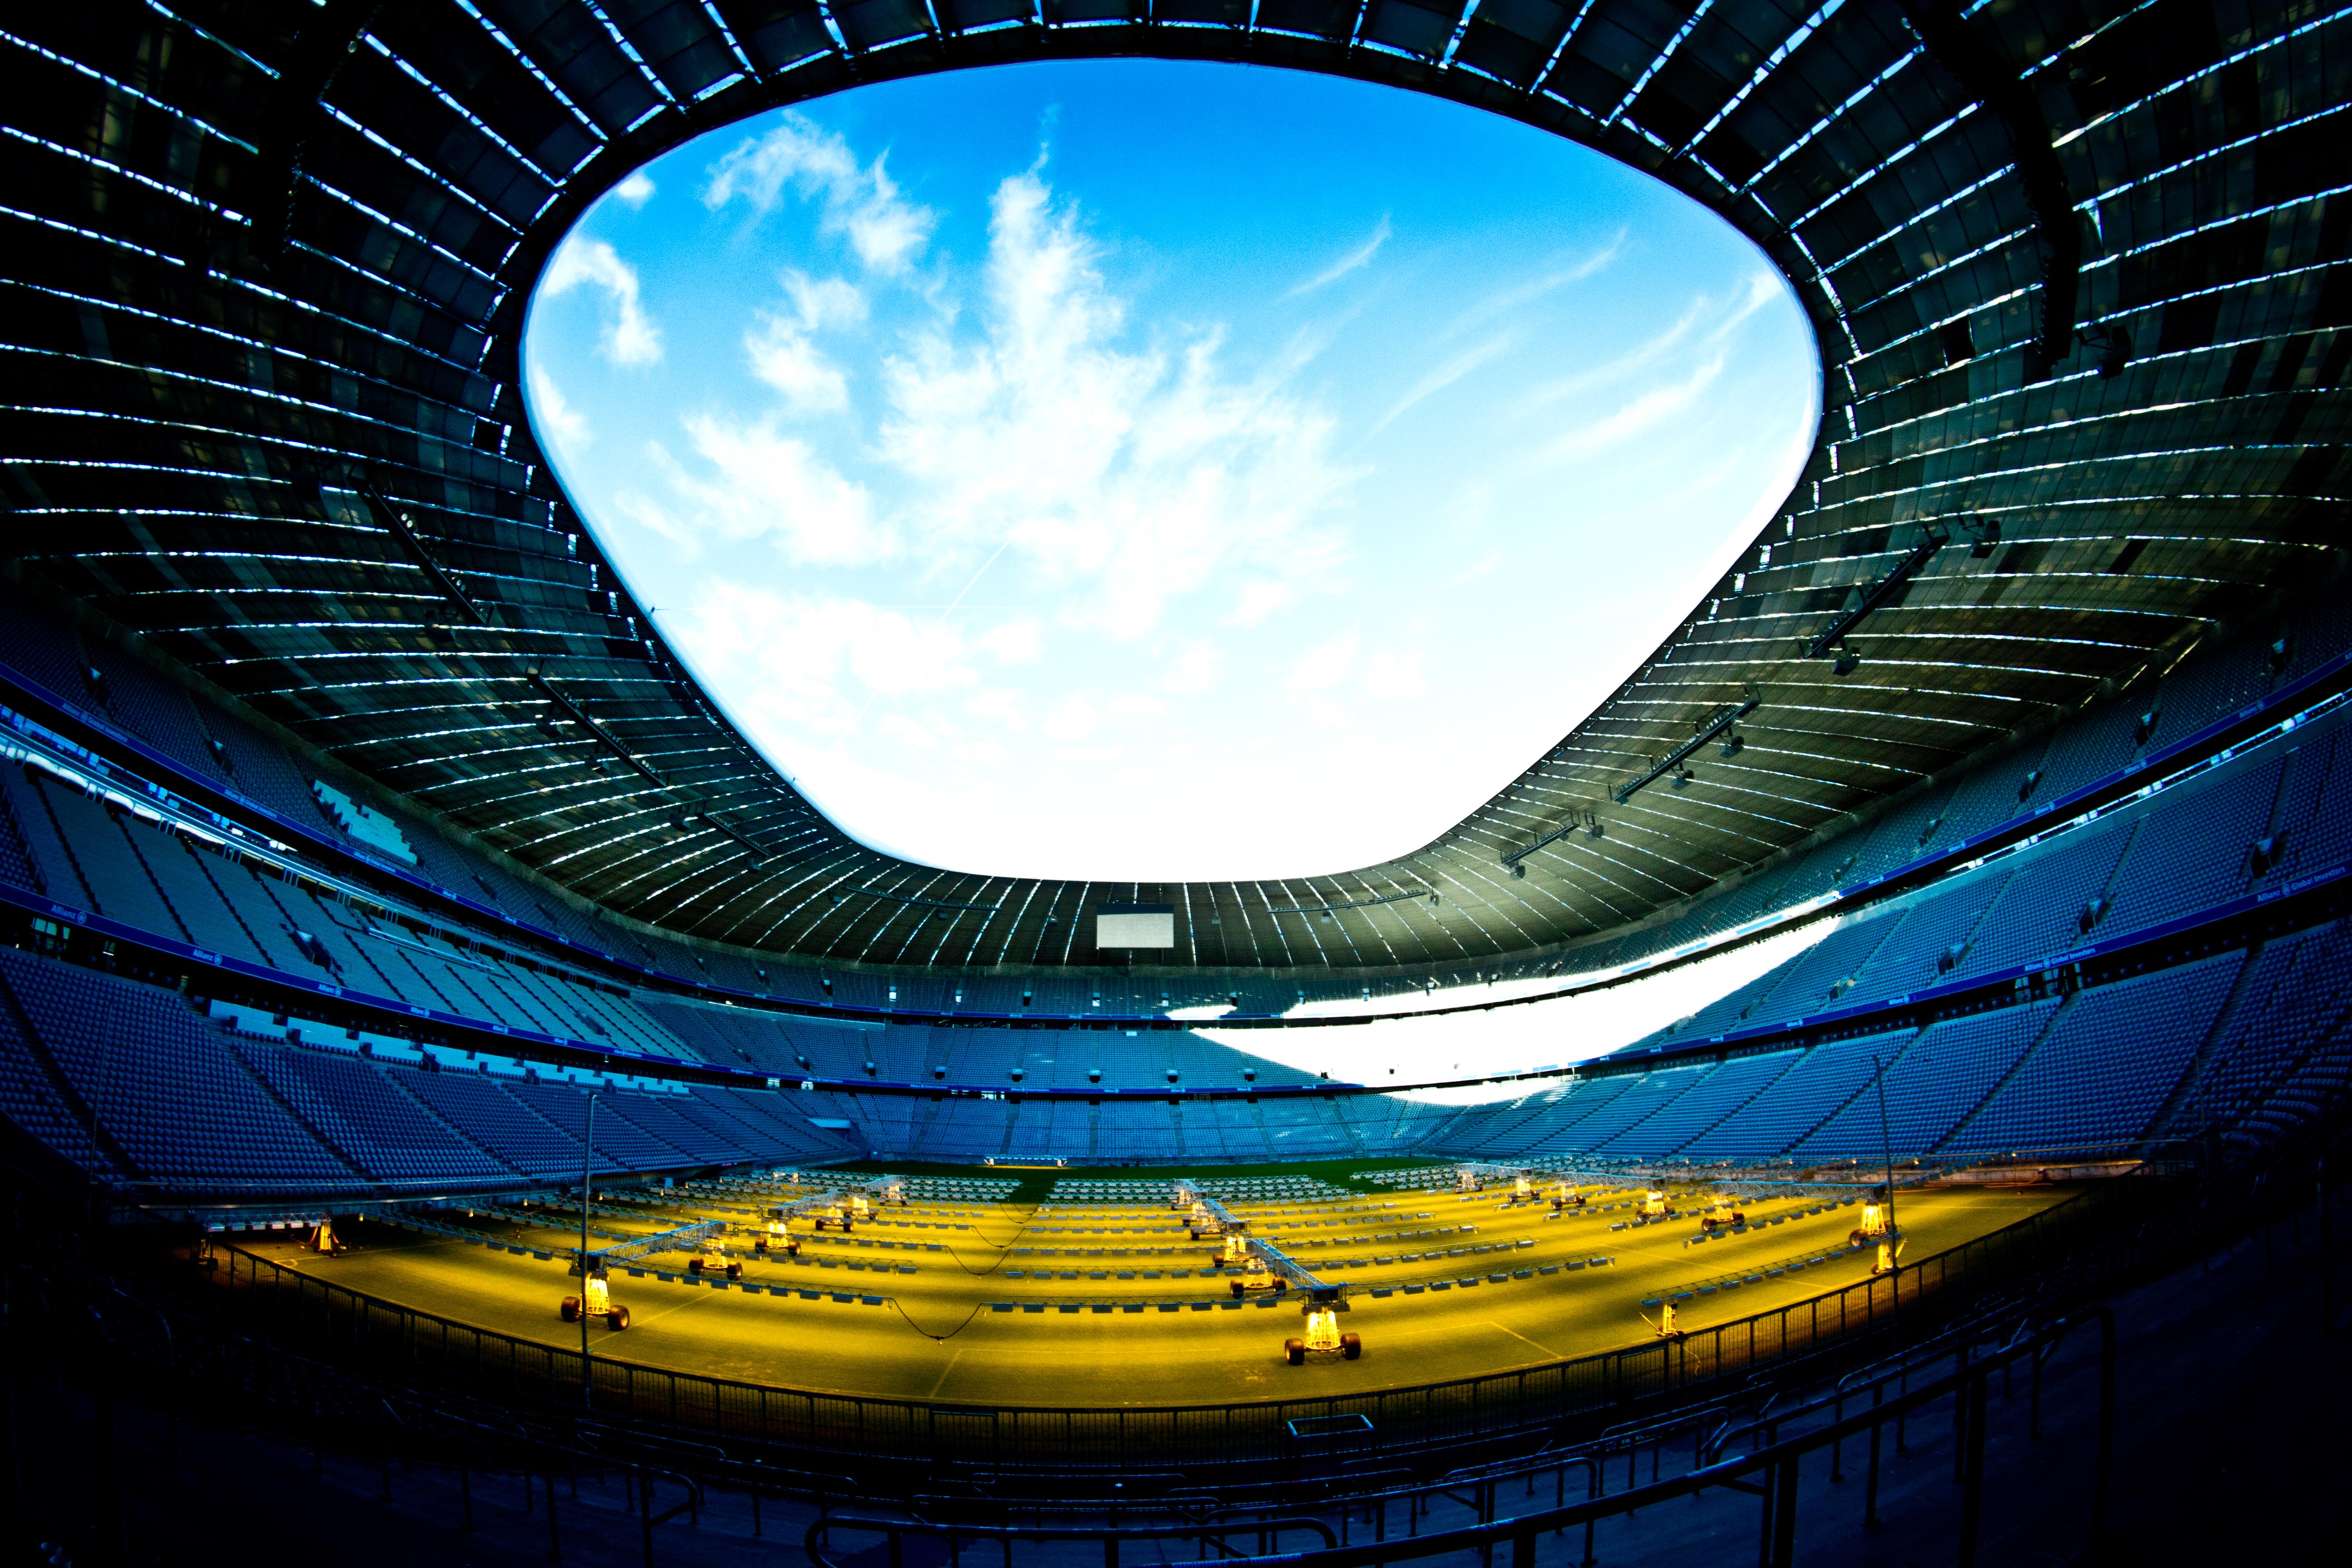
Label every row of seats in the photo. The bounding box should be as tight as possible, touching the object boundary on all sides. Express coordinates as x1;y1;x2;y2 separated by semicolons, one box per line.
0;570;2346;1026
1617;694;2352;1058
1438;912;2352;1166
0;586;2345;1182
0;944;856;1195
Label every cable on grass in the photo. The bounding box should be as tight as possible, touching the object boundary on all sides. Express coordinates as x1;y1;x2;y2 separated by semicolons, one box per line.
890;1299;987;1343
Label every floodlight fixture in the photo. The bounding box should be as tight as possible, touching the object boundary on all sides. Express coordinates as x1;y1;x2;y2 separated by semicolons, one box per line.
1612;688;1759;804
1718;733;1744;759
1503;808;1606;870
1267;887;1435;918
1960;512;2002;558
1803;522;1947;661
1833;644;1862;677
2078;320;2133;379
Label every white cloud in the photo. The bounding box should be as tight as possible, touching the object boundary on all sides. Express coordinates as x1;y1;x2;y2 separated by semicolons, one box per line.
1285;216;1391;298
1360;644;1426;699
618;412;889;565
526;365;590;451
1162;640;1223;695
613;171;656;207
964;686;1028;727
1538;354;1727;467
703;113;938;274
671;582;979;742
1441;234;1624;341
1372;332;1517;434
541;237;662;365
1523;272;1777;416
1285;630;1360;693
870;166;1355;639
533;107;1821;883
1446;549;1503;588
745;271;867;413
977;618;1043;664
1227;580;1299;627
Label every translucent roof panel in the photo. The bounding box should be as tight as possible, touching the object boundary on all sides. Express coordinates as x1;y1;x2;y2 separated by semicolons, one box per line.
4;0;2337;971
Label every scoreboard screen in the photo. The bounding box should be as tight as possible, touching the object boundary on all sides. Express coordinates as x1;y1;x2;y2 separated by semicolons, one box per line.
1096;903;1175;948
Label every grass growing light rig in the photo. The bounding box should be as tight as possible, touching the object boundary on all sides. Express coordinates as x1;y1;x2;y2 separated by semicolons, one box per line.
1850;1184;1905;1274
560;1216;726;1329
1260;1245;1360;1364
686;1233;742;1279
763;1175;909;1244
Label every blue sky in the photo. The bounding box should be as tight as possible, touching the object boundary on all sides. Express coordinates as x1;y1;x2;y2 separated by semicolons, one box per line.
524;60;1819;883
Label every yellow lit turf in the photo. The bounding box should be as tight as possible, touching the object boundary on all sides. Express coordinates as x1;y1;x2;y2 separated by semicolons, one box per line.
237;1181;2073;1407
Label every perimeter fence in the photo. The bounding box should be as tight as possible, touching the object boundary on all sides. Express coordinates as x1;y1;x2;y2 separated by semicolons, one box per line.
206;1185;2103;1476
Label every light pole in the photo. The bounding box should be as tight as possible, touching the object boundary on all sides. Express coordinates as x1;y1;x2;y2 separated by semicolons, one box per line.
579;1092;597;1408
1870;1053;1899;1287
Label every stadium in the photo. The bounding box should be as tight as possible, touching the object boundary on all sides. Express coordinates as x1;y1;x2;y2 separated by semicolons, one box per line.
0;0;2345;1563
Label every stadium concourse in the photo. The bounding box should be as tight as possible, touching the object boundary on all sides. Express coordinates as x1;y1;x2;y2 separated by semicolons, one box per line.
0;0;2347;1564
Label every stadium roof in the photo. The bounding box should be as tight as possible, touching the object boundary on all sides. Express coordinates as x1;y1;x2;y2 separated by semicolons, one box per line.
2;0;2343;975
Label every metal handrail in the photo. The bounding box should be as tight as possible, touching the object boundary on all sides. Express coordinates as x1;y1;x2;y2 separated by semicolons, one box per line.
1032;1307;2115;1568
805;1512;1338;1568
201;1185;2096;1478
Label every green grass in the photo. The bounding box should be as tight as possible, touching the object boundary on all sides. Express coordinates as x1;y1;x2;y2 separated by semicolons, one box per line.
829;1154;1447;1203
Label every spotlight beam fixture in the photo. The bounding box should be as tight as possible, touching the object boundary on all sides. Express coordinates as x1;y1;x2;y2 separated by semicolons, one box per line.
1265;888;1439;916
1612;688;1760;806
528;676;786;862
698;813;776;866
1500;813;1602;874
354;477;487;627
1801;520;1950;661
528;672;666;787
836;886;1005;914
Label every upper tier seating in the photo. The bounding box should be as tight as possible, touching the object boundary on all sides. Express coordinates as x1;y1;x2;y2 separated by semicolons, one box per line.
0;570;2348;1183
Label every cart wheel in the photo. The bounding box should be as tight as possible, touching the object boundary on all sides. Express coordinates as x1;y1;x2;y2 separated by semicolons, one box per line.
1285;1339;1305;1366
1231;1281;1244;1297
1341;1333;1362;1360
1274;1278;1287;1292
1189;1229;1198;1240
608;1305;629;1330
560;1296;580;1323
843;1221;854;1233
689;1257;704;1273
728;1263;742;1279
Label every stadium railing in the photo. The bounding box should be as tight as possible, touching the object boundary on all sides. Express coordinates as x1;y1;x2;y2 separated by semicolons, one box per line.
202;1186;2102;1476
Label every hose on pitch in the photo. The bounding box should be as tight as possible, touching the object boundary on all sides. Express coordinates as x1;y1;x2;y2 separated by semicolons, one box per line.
890;1299;988;1343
